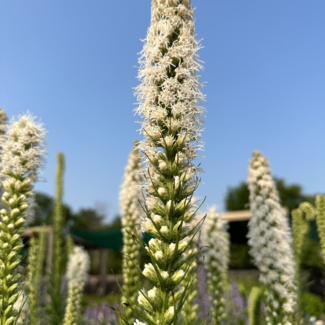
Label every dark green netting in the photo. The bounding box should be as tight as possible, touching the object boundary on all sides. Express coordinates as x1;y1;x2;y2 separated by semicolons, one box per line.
72;221;320;252
72;228;123;251
71;228;154;251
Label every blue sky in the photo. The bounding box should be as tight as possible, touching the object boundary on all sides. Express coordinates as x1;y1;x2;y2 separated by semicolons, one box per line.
1;0;324;221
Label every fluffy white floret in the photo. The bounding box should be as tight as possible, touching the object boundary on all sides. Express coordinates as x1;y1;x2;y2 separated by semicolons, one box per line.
2;113;46;182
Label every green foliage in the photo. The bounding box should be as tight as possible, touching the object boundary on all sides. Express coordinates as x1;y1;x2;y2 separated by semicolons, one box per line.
300;292;325;318
235;275;261;299
32;192;110;231
225;178;315;212
31;192;74;227
300;238;323;268
71;208;105;231
229;245;255;269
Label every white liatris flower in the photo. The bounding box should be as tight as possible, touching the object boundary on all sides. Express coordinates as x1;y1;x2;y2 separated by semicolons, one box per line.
247;151;296;324
201;206;229;325
120;141;143;324
0;113;46;325
63;246;90;325
132;0;205;323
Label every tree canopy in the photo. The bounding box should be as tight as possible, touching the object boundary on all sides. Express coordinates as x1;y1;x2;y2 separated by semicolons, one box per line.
225;177;314;212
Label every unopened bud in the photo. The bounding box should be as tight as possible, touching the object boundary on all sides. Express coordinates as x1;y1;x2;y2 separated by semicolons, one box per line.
143;263;159;283
158;160;168;172
158;187;166;196
171;270;184;285
14;181;22;191
164;306;175;324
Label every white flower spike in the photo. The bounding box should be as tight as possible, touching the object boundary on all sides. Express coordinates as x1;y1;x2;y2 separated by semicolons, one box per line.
247;151;296;324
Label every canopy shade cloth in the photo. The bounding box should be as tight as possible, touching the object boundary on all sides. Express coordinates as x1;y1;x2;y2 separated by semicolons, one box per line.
71;227;124;251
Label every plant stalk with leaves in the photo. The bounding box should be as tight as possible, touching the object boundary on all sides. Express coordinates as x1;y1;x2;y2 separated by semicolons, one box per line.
47;152;66;325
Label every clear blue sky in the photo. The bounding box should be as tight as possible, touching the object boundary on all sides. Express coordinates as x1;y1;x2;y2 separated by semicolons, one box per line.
1;1;324;221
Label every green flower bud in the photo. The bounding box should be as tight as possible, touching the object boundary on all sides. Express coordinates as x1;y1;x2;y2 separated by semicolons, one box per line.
5;316;15;325
143;263;159;283
154;251;166;267
164;306;175;324
7;251;16;262
4;305;13;317
11;234;20;242
9;260;20;271
14;218;25;228
14;181;22;191
8;293;18;305
171;269;184;285
19;204;28;212
8;283;18;294
148;238;161;253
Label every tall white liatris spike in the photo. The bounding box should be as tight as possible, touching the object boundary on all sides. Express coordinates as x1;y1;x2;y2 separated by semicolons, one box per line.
120;140;143;324
247;151;296;325
0;113;46;325
201;206;229;325
63;246;90;325
131;0;206;324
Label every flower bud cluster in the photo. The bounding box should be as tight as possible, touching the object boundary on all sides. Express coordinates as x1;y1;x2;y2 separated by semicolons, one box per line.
316;195;325;264
292;202;315;267
63;246;90;325
120;142;144;323
201;206;229;324
28;228;46;325
0;113;46;324
133;0;205;323
248;286;262;325
180;213;200;325
247;151;296;325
